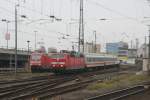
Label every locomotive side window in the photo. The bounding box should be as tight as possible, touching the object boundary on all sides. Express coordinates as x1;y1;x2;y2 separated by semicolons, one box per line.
70;53;75;57
51;54;64;58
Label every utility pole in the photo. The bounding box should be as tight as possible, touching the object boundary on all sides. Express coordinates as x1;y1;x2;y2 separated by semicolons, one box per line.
94;30;97;53
78;0;84;53
136;38;139;50
27;40;30;70
145;36;147;45
131;40;133;49
142;26;150;74
92;41;94;53
34;31;37;50
148;25;150;73
14;0;26;75
144;36;147;60
15;4;19;75
6;21;9;49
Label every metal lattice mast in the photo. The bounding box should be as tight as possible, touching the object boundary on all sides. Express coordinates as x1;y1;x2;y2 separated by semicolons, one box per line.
78;0;84;53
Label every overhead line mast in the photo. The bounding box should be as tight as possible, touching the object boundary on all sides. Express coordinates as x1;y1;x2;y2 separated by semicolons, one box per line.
78;0;84;53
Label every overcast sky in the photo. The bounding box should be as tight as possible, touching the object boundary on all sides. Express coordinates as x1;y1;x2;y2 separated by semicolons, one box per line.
0;0;150;51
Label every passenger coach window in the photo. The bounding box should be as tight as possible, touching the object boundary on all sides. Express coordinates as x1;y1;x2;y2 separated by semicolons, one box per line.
88;58;91;62
87;58;90;62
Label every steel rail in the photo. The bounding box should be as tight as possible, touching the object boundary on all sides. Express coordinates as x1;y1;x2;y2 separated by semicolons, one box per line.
0;77;75;99
85;85;149;100
11;79;95;100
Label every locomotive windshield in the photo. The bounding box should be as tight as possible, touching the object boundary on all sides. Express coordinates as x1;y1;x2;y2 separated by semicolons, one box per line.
31;54;41;61
51;54;64;58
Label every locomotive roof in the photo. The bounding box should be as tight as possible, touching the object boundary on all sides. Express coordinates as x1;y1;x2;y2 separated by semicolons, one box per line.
84;53;117;58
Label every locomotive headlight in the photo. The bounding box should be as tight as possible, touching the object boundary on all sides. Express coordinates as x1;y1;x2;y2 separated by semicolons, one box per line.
60;65;64;67
52;64;55;67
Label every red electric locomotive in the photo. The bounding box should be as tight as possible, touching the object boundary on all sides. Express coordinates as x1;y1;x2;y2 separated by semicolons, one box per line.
30;52;52;72
51;51;85;73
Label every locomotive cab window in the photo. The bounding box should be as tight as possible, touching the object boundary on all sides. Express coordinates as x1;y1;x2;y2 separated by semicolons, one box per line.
31;54;41;61
80;54;84;57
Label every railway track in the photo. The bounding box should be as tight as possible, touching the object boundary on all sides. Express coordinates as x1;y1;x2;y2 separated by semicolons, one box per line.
85;84;150;100
0;75;48;85
0;65;136;100
14;69;121;99
0;67;119;100
0;73;69;86
0;76;75;100
11;79;95;100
